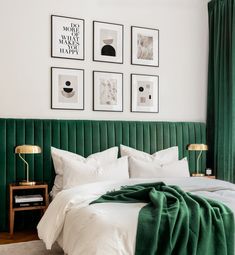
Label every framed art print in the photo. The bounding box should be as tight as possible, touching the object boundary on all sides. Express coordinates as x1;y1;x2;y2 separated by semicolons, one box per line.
131;74;159;113
131;26;159;67
51;67;84;110
51;15;84;60
93;21;123;64
93;71;123;112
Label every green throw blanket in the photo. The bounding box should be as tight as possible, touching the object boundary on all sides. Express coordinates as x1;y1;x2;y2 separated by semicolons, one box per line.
91;182;234;255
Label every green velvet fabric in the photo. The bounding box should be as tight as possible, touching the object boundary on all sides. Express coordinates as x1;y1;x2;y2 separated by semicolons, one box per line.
207;0;235;182
0;119;206;231
91;182;235;255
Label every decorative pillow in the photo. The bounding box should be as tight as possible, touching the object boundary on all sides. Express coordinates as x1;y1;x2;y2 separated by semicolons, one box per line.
120;144;179;164
51;146;118;197
129;157;190;178
63;156;129;189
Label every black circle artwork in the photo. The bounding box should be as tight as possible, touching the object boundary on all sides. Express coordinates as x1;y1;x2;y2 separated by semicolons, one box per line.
101;37;116;57
101;44;116;57
139;87;144;92
63;80;74;95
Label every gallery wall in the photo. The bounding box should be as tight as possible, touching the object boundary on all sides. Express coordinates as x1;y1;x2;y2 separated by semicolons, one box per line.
0;0;208;122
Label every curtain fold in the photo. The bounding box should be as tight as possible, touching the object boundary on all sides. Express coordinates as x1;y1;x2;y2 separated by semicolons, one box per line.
207;0;235;182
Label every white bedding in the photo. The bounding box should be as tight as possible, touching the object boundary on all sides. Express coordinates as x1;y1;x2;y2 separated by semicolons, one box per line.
37;178;235;255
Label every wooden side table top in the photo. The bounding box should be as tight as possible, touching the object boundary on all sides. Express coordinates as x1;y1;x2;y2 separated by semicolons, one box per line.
204;175;216;179
9;182;48;189
191;175;216;179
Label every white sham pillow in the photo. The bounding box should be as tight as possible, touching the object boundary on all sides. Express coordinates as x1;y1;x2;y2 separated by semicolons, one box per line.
51;146;118;197
129;157;190;178
63;156;129;189
120;144;179;165
51;147;84;176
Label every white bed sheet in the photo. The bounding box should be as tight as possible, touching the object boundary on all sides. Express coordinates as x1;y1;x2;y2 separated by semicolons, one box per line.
37;177;235;255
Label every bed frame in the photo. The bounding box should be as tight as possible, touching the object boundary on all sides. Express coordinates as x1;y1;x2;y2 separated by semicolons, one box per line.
0;119;206;231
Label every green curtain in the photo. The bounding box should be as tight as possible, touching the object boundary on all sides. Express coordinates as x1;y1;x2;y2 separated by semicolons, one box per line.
207;0;235;182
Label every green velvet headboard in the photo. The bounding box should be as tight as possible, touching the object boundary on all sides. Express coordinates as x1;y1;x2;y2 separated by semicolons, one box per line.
0;119;206;231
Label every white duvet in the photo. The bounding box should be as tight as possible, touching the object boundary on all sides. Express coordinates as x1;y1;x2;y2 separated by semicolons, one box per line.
37;178;235;255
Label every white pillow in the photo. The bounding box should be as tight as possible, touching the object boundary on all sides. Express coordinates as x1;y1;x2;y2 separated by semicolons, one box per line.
51;147;84;176
120;144;178;164
129;157;190;178
63;156;129;189
51;146;118;197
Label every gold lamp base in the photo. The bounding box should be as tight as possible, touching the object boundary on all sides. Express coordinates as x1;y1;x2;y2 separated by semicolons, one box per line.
18;181;36;186
192;173;205;177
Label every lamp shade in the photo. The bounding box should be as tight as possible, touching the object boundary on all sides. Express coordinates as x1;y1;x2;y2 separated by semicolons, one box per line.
15;145;41;154
187;144;208;151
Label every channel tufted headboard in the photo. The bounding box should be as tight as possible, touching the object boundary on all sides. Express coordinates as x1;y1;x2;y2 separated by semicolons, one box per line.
0;119;206;231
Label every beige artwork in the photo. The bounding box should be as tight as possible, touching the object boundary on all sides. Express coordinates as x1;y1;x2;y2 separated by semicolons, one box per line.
137;34;153;60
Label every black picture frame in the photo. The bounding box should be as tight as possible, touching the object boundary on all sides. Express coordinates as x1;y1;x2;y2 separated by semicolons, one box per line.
131;26;159;67
93;70;123;112
131;73;159;113
93;21;124;64
51;67;85;110
51;15;85;60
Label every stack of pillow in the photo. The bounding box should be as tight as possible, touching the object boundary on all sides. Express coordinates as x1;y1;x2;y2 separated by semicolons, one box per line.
51;146;127;197
50;145;190;198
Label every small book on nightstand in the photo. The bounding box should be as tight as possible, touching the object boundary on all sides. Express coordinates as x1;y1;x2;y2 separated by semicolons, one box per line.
14;194;44;208
14;194;43;203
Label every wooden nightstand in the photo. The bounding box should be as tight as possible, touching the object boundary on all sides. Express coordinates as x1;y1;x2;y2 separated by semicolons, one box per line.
9;183;49;236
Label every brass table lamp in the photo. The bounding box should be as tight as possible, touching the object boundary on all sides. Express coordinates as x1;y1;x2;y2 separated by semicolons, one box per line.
187;144;208;177
15;145;42;185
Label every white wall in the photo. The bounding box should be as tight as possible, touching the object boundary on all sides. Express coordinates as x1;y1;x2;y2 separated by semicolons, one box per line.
0;0;208;122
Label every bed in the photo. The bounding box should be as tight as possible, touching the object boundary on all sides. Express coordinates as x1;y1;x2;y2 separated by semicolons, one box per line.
37;144;235;255
38;177;235;255
1;119;234;254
